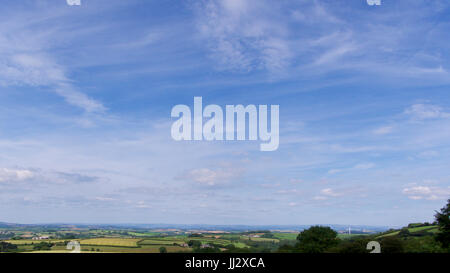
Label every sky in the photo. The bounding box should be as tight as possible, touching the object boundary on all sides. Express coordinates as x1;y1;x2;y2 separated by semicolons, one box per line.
0;0;449;227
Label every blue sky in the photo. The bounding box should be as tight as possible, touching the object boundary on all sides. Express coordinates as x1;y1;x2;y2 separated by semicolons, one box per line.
0;0;449;226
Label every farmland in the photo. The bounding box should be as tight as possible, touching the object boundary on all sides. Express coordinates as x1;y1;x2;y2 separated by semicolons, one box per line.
80;238;141;247
0;225;300;253
1;221;445;253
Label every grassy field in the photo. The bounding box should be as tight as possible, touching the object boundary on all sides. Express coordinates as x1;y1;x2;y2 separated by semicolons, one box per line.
377;225;439;238
127;232;161;237
407;225;438;233
337;234;368;239
139;239;184;245
22;244;193;253
240;236;279;243
5;239;65;245
272;233;298;240
79;238;141;247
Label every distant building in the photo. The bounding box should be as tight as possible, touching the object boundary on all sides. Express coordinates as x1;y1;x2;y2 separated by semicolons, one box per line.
32;235;50;240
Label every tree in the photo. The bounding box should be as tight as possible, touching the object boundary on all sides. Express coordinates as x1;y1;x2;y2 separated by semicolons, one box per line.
398;227;411;238
188;233;204;238
435;199;450;249
276;244;297;253
380;237;404;253
296;226;339;253
0;242;18;252
159;247;167;253
188;240;202;248
261;232;275;238
335;238;371;253
33;242;53;251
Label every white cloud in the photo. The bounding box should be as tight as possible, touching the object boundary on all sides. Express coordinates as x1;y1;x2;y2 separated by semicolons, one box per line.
402;186;450;200
95;196;115;202
314;43;356;66
289;178;303;183
405;104;450;120
178;167;244;186
0;168;34;182
328;169;342;174
328;163;375;175
321;188;342;197
417;150;439;159
353;163;375;170
135;201;150;208
373;126;393;135
276;189;300;195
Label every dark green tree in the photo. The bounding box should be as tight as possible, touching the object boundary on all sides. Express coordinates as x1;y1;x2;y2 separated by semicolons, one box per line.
398;227;411;238
435;199;450;249
187;240;202;248
296;226;339;253
159;247;167;253
0;242;18;252
335;238;371;253
380;236;404;253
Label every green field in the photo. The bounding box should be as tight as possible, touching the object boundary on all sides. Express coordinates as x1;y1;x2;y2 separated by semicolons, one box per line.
240;236;279;243
1;220;444;253
272;232;298;240
337;234;368;239
139;239;184;245
127;232;161;237
80;238;141;247
407;225;438;233
377;225;439;238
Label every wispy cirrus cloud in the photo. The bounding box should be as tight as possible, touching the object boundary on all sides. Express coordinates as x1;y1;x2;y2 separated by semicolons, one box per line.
0;5;105;113
405;104;450;121
194;0;449;85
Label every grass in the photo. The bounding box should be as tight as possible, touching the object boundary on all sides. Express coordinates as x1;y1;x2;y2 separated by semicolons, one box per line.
407;225;438;233
337;234;368;239
4;239;65;245
66;244;192;253
240;236;279;243
273;233;298;240
127;232;161;237
427;228;439;233
232;242;248;248
376;231;400;238
79;238;141;247
138;239;184;245
20;244;192;253
376;225;439;238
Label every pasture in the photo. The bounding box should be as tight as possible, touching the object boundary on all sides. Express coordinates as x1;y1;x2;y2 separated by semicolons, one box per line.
79;238;141;247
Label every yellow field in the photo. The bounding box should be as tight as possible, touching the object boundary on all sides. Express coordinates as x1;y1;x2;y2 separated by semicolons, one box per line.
48;244;192;253
79;238;141;247
4;240;65;245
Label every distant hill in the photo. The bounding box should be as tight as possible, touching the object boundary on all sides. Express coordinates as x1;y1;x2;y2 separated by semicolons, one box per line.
0;222;389;233
376;224;439;239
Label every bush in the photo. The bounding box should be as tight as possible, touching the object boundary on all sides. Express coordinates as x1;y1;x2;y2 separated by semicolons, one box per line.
380;237;404;253
33;242;54;251
0;242;18;252
159;247;167;253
